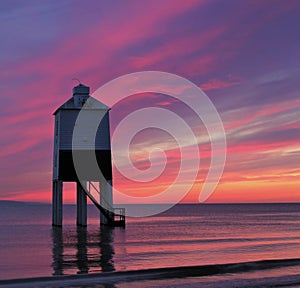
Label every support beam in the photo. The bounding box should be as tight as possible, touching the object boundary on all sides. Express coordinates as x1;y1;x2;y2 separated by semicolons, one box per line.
77;182;87;226
52;180;63;226
100;179;113;225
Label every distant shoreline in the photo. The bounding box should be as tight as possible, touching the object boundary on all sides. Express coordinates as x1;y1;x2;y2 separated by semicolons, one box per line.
1;200;300;205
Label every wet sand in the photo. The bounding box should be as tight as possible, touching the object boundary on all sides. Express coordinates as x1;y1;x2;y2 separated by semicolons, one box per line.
1;258;300;288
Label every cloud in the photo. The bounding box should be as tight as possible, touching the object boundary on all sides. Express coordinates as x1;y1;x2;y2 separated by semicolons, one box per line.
200;78;240;91
1;0;300;203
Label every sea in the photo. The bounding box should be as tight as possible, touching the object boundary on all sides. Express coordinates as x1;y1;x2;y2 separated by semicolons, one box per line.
0;201;300;287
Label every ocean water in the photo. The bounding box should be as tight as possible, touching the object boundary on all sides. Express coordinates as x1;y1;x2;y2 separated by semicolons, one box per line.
0;201;300;286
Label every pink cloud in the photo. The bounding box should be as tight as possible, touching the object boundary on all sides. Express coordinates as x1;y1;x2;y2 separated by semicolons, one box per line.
200;78;240;91
5;0;204;80
224;99;300;131
130;26;226;70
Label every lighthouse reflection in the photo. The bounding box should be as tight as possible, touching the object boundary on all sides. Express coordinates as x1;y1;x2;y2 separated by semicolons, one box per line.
52;226;115;276
76;226;89;274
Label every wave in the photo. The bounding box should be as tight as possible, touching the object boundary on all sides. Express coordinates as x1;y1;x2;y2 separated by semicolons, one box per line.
125;235;300;246
1;258;300;287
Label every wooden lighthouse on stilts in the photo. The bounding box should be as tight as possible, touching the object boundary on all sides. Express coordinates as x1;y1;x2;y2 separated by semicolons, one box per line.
52;84;125;227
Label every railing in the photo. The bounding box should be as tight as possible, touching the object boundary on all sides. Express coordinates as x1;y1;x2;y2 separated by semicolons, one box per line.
113;207;126;222
82;181;125;226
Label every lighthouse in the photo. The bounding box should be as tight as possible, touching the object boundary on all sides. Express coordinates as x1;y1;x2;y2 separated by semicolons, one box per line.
52;84;125;227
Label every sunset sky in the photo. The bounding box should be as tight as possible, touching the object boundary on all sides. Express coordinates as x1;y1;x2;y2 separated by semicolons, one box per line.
1;0;299;203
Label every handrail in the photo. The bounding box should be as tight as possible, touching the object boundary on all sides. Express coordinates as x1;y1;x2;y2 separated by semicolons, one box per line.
88;181;114;211
82;180;125;225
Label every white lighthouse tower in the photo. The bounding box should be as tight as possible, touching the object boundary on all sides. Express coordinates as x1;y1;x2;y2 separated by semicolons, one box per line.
52;84;125;227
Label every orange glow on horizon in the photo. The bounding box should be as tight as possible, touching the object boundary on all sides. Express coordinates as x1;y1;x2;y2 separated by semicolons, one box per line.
3;177;299;204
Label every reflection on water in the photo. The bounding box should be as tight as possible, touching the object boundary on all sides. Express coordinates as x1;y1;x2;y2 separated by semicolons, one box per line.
76;226;89;274
51;226;116;276
1;203;300;281
100;226;115;272
52;226;63;275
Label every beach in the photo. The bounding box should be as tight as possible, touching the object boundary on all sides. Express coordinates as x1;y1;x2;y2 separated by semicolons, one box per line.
1;260;300;287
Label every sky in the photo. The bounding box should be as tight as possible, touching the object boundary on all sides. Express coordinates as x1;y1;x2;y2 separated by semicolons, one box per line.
0;0;299;204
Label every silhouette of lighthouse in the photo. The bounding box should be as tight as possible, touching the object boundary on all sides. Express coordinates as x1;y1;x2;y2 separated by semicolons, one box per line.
52;84;125;227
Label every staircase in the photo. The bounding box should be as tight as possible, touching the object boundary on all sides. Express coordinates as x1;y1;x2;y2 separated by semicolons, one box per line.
80;181;125;227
